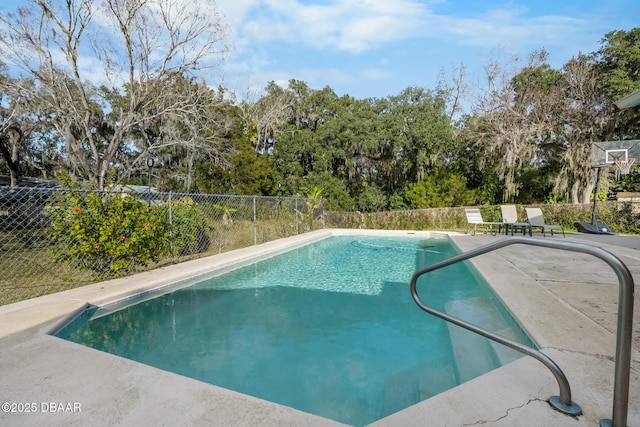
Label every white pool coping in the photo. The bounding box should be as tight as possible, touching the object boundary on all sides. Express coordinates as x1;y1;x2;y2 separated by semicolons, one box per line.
0;228;639;426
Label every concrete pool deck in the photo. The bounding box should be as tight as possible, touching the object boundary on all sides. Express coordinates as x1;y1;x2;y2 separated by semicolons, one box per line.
0;228;638;426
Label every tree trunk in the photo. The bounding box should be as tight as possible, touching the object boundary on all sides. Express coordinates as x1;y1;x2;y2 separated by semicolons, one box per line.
581;182;595;204
10;139;18;187
0;129;21;187
570;181;581;204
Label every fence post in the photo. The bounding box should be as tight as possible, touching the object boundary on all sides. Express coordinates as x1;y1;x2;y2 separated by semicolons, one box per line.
169;192;174;263
295;198;299;234
253;196;257;245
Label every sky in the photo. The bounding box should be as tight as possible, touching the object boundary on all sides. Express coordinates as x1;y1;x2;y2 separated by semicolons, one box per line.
1;0;638;102
213;0;640;100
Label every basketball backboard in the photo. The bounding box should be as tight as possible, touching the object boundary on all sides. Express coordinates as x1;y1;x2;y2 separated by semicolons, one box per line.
591;140;640;168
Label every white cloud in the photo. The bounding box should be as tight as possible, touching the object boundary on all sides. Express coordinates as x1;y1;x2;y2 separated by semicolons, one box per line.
212;0;634;98
227;0;432;53
440;7;589;49
215;0;261;26
217;0;600;65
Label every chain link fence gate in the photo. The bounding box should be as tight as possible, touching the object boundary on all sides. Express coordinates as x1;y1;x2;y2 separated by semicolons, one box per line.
0;187;324;306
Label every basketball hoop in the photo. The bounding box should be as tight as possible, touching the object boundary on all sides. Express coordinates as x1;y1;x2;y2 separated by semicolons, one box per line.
614;158;636;176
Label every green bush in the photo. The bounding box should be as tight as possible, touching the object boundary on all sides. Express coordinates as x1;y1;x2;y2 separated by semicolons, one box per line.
169;196;211;256
402;172;478;208
47;189;167;277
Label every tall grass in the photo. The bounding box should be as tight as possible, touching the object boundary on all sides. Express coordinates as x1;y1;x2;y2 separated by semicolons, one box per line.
324;202;639;235
4;199;638;306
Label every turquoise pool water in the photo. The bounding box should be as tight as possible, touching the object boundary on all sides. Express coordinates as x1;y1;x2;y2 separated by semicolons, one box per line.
56;235;535;426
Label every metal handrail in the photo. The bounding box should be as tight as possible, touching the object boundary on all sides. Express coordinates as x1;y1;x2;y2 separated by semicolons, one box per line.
410;237;634;427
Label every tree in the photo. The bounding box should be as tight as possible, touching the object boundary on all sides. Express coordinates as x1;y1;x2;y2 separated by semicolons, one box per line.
0;0;230;189
0;70;60;186
0;79;24;186
387;87;452;183
401;171;478;208
551;54;609;203
266;80;459;209
197;131;275;196
269;81;339;193
437;62;471;123
236;81;295;155
597;29;640;101
135;78;234;192
596;29;640;140
465;50;556;201
462;49;613;204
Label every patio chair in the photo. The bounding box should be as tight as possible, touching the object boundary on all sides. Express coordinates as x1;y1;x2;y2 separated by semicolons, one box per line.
500;205;532;236
525;207;565;237
465;208;502;236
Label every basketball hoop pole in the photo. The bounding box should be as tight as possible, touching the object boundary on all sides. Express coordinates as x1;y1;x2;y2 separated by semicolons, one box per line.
591;167;602;225
575;166;615;234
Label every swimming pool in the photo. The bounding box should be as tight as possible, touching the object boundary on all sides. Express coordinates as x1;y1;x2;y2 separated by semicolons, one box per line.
55;234;535;426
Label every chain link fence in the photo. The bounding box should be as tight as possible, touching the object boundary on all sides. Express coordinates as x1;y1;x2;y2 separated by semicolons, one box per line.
0;186;324;306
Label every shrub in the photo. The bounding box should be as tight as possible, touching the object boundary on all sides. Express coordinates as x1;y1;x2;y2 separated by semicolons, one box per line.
169;197;211;256
47;189;167;278
402;172;478;208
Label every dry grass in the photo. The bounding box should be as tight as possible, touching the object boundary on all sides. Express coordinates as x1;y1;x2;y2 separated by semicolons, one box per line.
4;199;636;306
0;217;322;306
0;243;94;305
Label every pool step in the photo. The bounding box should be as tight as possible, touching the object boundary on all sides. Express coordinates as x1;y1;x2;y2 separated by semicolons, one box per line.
444;297;523;383
488;327;526;365
381;354;456;417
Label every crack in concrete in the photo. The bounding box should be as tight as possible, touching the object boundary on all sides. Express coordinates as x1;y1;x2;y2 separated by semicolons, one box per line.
459;398;546;426
543;345;616;362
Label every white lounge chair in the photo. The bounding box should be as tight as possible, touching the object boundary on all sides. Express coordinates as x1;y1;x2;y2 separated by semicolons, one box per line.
465;208;502;235
500;205;531;236
525;207;565;237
